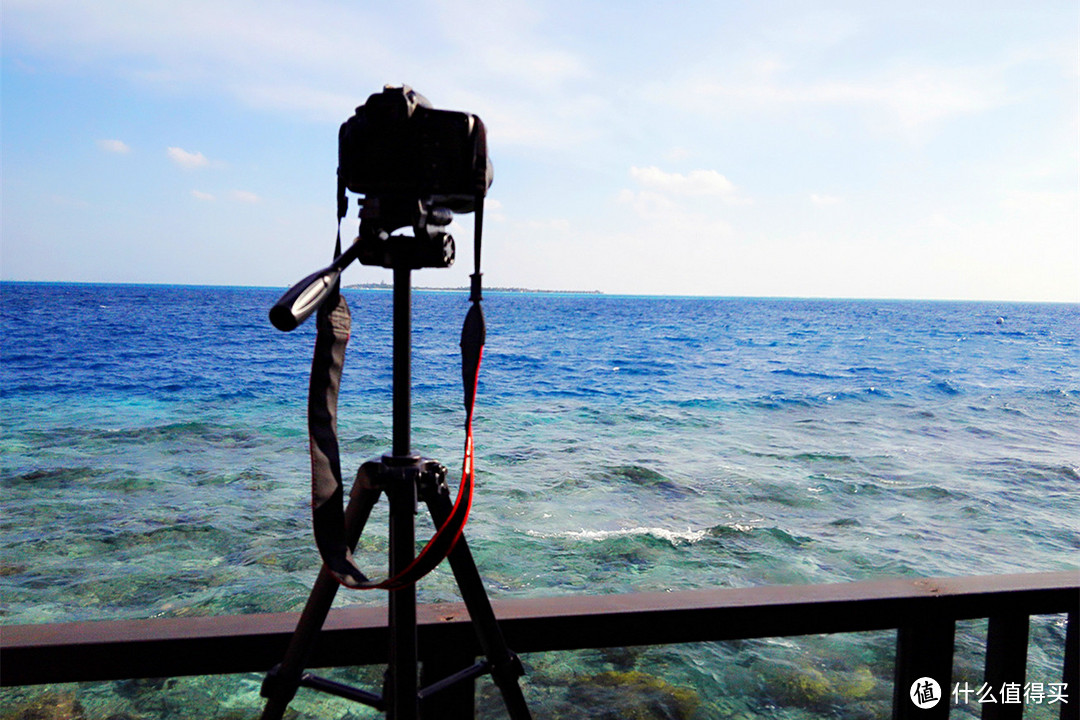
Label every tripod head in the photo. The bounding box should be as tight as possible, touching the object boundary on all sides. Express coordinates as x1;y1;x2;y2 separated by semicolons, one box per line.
267;197;456;332
355;196;456;270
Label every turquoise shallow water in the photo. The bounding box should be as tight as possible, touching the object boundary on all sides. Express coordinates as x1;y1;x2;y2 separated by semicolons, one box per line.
1;282;1077;718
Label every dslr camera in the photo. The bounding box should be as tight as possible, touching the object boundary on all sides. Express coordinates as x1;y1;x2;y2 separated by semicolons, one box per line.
338;85;493;269
269;86;491;331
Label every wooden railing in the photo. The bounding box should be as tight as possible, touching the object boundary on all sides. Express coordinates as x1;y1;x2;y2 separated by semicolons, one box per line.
2;571;1076;719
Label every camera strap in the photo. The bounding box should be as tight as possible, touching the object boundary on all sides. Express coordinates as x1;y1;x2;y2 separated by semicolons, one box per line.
335;174;347;258
308;203;487;591
307;286;482;590
309;286;364;586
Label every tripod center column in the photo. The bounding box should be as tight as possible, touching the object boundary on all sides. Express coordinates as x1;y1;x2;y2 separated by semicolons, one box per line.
392;266;412;457
388;265;419;719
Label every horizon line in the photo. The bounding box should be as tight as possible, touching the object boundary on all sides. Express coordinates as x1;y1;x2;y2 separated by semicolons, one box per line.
1;279;1077;305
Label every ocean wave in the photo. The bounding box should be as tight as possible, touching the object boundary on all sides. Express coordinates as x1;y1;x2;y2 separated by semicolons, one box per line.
791;452;857;463
1;465;108;489
707;524;813;547
769;369;839;380
1040;388;1080;400
749;386;894;409
752;396;815;410
526;526;711;546
929;379;963;395
20;421;262;449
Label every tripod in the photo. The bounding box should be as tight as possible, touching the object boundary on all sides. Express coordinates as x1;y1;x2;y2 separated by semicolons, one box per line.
260;262;532;719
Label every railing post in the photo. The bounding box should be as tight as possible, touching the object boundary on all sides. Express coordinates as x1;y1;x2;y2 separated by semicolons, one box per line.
893;619;955;720
1063;611;1077;720
982;614;1028;720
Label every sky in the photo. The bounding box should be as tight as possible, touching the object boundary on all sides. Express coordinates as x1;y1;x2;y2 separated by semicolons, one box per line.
2;0;1077;301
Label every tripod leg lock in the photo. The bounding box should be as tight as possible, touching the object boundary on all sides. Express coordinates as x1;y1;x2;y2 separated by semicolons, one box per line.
364;457;448;497
260;663;301;706
417;460;449;498
489;650;526;684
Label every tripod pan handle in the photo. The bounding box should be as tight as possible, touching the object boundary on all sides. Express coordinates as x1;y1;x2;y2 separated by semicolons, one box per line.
270;267;342;331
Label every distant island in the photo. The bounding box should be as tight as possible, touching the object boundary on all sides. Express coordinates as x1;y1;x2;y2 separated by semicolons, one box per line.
345;282;602;295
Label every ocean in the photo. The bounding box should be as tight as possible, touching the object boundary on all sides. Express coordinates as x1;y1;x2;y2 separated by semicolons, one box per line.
1;282;1077;719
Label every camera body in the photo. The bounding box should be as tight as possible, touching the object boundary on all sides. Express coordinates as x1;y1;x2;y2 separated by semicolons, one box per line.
339;86;492;217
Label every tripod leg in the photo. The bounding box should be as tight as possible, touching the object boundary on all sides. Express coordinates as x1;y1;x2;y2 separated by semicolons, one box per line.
260;483;383;720
260;564;346;720
387;466;419;720
422;489;533;720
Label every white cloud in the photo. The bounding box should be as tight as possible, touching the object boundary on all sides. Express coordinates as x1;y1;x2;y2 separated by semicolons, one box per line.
97;139;130;154
630;166;737;198
645;63;1007;140
611;166;749;256
839;67;1001;130
191;190;215;201
2;0;600;146
616;188;679;222
167;147;211;169
229;190;260;204
485;198;506;223
599;166;749;289
810;193;843;206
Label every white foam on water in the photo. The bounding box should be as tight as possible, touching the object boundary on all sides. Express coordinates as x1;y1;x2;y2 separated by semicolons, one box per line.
527;526;710;545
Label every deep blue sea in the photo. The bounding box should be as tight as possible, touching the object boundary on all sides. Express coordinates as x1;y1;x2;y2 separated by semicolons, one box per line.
1;282;1077;719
